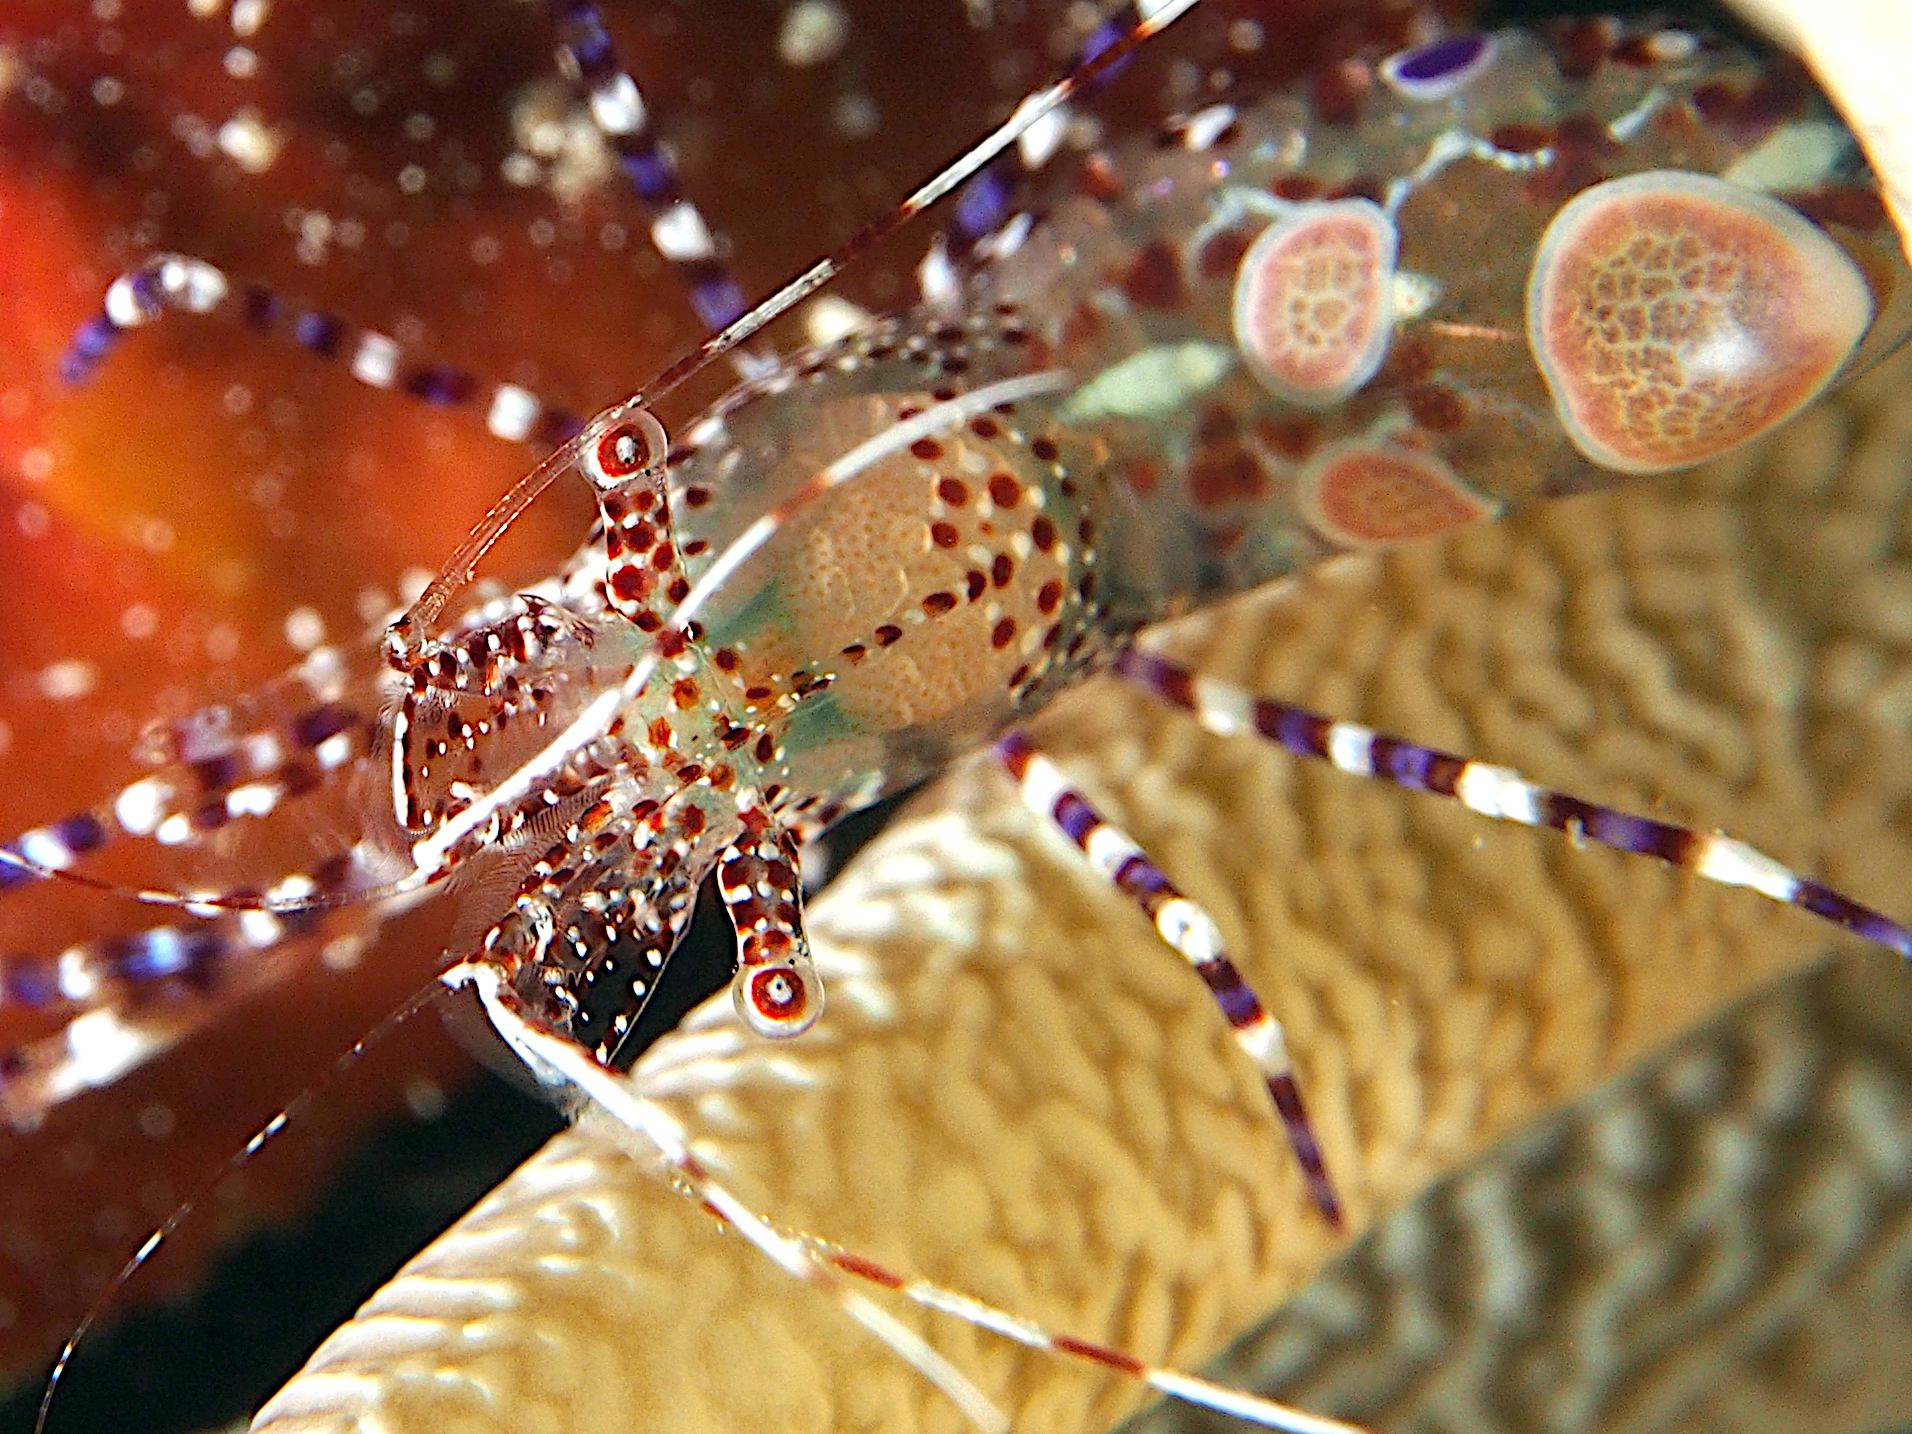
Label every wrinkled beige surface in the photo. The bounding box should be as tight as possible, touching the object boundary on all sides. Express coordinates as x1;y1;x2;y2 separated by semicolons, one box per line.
253;11;1912;1429
1128;952;1912;1434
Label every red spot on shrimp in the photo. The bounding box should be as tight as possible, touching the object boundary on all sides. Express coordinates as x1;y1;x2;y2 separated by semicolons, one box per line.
1197;227;1253;281
1524;114;1621;203
1309;58;1373;125
1404;383;1468;432
1053;1336;1145;1376
1556;17;1619;79
830;1252;906;1289
1123;239;1188;310
610;565;652;603
1786;185;1890;232
1490;120;1554;153
1255;414;1321;461
1187;445;1271;509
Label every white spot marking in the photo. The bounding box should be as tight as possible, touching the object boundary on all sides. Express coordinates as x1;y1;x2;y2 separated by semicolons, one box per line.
61;1010;161;1096
114;779;168;836
18;828;74;871
651;202;715;262
486;384;541;443
1082;823;1143;882
1454;762;1543;827
588;74;645;137
351;332;399;388
1326;722;1376;777
1694;834;1802;903
1190;675;1254;736
1156;897;1223;965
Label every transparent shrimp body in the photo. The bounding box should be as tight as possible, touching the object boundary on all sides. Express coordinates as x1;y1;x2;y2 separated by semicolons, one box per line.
655;315;1115;825
589;19;1910;912
389;429;816;1062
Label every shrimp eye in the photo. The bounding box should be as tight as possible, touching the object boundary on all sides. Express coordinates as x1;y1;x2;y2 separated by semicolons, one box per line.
594;425;648;478
733;959;825;1038
585;405;669;487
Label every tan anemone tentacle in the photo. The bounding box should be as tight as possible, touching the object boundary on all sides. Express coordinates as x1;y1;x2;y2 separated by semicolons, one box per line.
250;321;1912;1434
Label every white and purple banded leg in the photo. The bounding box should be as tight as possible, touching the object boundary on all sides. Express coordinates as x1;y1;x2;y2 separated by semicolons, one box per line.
995;730;1344;1228
1115;647;1912;960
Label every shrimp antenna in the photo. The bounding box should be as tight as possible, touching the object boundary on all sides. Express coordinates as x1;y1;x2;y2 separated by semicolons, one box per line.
34;979;447;1434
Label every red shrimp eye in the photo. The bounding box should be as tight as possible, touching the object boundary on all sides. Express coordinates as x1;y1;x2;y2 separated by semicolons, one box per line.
595;424;648;479
584;405;670;487
733;959;825;1038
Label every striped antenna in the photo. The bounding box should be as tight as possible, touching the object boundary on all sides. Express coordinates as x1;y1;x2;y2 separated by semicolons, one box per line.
549;1;753;336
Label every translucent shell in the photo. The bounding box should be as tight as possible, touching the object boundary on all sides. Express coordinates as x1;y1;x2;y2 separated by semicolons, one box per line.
1298;440;1496;550
1232;198;1398;407
1526;170;1874;475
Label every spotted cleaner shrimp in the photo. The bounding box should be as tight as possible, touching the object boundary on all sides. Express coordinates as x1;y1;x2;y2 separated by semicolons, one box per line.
3;1;1912;1429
